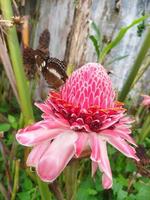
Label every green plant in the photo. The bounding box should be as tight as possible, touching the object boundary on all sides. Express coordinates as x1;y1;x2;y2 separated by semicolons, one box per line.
90;15;148;64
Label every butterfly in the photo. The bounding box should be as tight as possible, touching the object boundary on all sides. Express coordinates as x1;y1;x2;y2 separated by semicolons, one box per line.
135;145;150;178
23;29;68;89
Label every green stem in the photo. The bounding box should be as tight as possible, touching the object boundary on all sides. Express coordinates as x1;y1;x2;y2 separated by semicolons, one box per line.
0;1;52;199
11;159;20;200
37;177;52;200
136;106;144;118
0;0;33;125
118;28;150;102
139;115;150;142
64;160;79;200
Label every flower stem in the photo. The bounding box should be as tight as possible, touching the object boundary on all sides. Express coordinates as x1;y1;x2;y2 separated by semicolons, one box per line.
11;159;20;200
0;0;33;125
37;177;52;200
118;28;150;102
49;181;64;200
0;1;52;199
64;160;79;200
139;115;150;142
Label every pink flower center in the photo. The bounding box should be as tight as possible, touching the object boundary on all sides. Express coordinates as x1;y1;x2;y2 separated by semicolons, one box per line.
50;92;124;132
48;63;125;132
61;63;115;109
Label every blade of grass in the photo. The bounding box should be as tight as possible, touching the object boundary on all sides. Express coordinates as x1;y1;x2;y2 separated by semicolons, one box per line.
90;21;103;60
89;35;100;58
91;21;101;39
11;159;20;200
118;27;150;101
99;15;149;63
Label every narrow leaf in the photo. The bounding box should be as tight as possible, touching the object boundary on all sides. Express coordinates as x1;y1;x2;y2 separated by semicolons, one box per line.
106;55;128;66
91;21;101;38
89;35;100;59
99;15;149;62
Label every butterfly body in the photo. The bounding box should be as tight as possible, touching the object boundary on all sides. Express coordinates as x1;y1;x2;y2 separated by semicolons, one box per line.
35;54;68;89
23;29;68;89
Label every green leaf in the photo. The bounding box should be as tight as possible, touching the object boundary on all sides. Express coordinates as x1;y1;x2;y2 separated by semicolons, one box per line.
118;27;150;102
113;178;123;196
117;190;128;200
17;192;31;200
8;115;16;124
87;188;98;195
126;194;136;200
117;175;128;187
125;160;136;173
76;176;100;200
89;35;100;58
136;185;150;200
8;114;18;129
0;123;11;132
106;54;128;66
91;21;101;38
99;15;149;62
23;178;33;191
90;21;103;59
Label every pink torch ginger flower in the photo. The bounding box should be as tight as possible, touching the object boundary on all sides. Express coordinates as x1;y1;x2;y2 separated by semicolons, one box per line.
141;95;150;107
16;63;139;189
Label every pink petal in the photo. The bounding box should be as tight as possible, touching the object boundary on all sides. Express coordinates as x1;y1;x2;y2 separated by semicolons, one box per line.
35;103;53;116
27;141;50;167
114;129;136;146
75;132;88;157
100;113;124;130
101;173;113;189
91;161;98;177
119;116;134;124
106;136;139;161
16;119;69;146
141;95;150;106
101;129;136;146
37;132;77;182
89;133;101;162
98;138;112;189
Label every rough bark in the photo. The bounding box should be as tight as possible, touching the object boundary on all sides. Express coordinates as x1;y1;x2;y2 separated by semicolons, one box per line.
64;0;92;67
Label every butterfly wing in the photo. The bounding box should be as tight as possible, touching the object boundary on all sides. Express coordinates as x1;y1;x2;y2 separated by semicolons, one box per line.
38;29;50;57
23;47;36;79
41;57;68;89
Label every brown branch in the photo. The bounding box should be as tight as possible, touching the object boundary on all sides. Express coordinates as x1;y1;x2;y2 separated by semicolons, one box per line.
49;181;64;200
0;182;9;200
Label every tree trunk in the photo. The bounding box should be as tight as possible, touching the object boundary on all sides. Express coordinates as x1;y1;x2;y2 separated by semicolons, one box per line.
32;0;150;98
